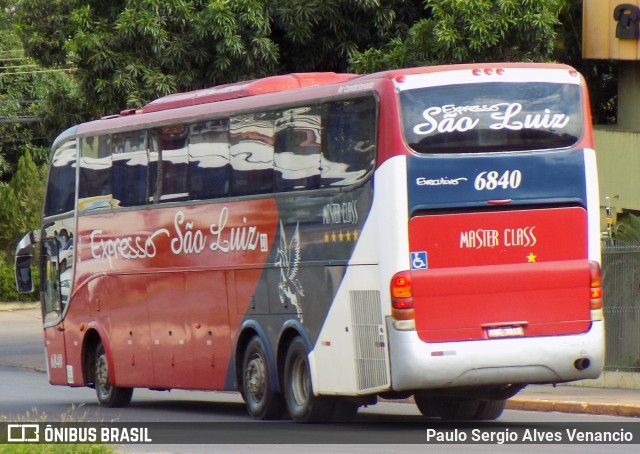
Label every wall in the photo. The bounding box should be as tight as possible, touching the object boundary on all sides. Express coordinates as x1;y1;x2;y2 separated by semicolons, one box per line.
594;128;640;216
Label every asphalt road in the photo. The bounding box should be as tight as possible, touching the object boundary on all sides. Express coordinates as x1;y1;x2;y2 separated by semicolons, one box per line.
0;307;44;371
1;307;638;453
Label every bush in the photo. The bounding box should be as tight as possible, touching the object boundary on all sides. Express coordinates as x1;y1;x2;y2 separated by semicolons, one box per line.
0;262;39;302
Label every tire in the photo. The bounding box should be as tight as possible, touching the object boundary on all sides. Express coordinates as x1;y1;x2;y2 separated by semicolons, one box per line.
414;395;440;418
414;395;479;420
331;399;359;422
94;343;133;408
474;399;506;420
284;337;335;423
241;336;285;420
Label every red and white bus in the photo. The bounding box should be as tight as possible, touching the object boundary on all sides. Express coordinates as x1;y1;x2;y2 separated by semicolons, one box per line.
16;63;604;422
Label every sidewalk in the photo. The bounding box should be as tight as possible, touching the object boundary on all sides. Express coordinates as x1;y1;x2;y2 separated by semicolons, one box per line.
508;384;640;418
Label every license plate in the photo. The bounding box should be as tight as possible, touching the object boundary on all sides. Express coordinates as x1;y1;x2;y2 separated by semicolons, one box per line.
486;326;524;338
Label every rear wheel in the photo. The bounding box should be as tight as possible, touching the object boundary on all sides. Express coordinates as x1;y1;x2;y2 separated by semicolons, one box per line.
474;399;506;420
241;336;285;420
284;337;335;423
94;343;133;407
414;395;440;418
414;395;479;420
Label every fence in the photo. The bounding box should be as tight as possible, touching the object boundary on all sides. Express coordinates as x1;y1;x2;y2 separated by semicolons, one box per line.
601;242;640;372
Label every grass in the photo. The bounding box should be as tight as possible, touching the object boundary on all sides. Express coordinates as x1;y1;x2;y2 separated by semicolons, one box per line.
0;408;118;454
0;443;117;453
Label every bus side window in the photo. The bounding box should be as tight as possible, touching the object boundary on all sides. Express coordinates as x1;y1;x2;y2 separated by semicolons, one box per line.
149;125;189;203
230;113;274;196
78;135;113;212
44;140;77;217
321;96;377;187
112;131;148;207
189;120;230;200
274;106;322;192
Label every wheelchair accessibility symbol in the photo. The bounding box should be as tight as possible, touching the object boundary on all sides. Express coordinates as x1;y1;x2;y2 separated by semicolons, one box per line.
411;251;428;270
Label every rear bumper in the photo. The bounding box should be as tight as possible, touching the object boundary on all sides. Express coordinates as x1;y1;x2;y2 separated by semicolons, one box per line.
387;317;605;392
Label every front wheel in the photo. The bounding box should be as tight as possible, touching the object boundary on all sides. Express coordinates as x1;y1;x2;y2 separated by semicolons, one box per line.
94;343;133;407
284;337;335;423
241;336;285;420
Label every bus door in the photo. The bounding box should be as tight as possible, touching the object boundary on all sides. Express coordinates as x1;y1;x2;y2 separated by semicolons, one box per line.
41;234;70;384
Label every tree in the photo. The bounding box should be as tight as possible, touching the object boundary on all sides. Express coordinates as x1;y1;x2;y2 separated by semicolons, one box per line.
349;0;563;73
0;1;83;182
614;213;640;242
18;0;282;117
0;150;45;260
552;0;617;124
17;0;616;124
271;0;424;73
17;0;425;116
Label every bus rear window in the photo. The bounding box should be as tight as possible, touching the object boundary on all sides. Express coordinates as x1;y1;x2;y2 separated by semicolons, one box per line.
400;82;582;153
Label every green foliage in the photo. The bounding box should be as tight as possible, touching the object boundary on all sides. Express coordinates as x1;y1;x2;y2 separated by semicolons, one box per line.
615;213;640;242
350;0;563;72
0;261;39;302
271;0;424;73
0;1;83;184
0;408;117;453
17;0;424;116
0;151;45;260
19;0;285;116
13;0;621;127
0;445;115;453
552;0;617;125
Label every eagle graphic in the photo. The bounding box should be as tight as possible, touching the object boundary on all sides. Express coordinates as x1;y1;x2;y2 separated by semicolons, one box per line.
275;221;304;322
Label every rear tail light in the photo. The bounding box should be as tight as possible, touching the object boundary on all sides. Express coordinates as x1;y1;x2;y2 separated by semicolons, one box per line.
589;261;603;320
391;271;415;330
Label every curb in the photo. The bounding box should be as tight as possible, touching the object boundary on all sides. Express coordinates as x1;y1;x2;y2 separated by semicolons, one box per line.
506;398;640;418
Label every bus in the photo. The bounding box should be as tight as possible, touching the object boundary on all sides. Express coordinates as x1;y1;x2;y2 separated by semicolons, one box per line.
15;63;604;422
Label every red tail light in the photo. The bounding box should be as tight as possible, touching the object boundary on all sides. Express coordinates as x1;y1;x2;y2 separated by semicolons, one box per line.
391;271;415;322
589;261;603;310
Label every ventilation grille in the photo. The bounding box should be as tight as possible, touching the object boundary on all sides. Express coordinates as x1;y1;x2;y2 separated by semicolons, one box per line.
350;290;388;391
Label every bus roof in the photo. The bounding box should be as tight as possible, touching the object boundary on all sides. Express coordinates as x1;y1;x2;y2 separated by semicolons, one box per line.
141;72;358;114
71;63;580;139
354;62;576;82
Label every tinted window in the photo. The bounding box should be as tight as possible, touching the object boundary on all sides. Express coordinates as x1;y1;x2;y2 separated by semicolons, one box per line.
112;131;148;207
230;113;274;196
274;106;321;192
189;120;230;200
321;96;376;187
149;125;189;203
400;82;582;153
79;135;112;212
44;140;77;217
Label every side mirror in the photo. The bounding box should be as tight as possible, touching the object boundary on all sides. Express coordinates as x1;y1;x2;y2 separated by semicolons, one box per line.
15;230;39;294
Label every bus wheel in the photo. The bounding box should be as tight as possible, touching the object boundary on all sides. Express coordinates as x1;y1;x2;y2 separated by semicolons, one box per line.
474;399;506;420
284;337;335;423
413;395;440;418
94;343;133;407
331;399;359;422
414;395;479;420
241;336;284;420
